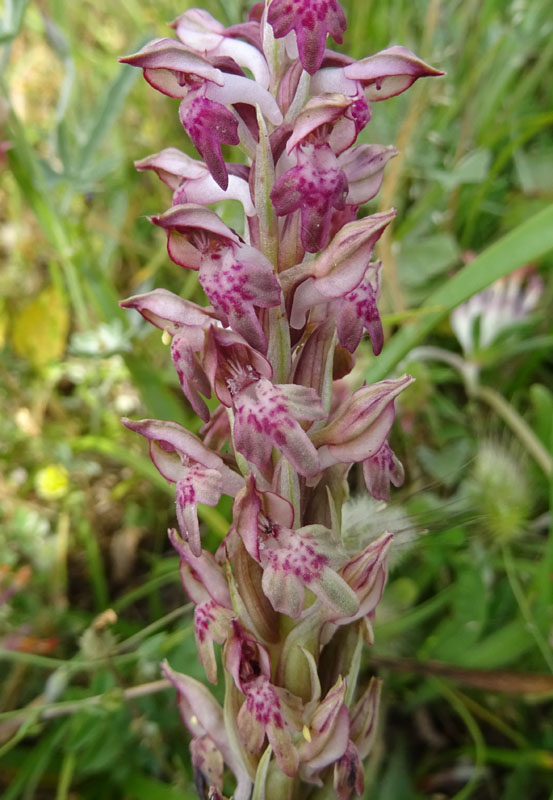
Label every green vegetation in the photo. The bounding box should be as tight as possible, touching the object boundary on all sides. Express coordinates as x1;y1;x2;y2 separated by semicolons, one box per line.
1;0;552;797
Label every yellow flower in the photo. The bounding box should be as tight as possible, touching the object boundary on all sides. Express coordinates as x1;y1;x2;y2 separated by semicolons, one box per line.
34;465;69;501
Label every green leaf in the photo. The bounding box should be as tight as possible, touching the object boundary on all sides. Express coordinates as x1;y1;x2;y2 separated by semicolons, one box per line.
125;774;197;800
366;203;553;382
417;439;472;488
514;147;553;196
426;568;488;663
397;233;460;287
367;742;416;800
529;384;553;448
456;620;535;669
429;148;492;190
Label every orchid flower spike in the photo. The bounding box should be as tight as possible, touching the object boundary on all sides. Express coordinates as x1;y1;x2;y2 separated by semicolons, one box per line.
121;0;442;794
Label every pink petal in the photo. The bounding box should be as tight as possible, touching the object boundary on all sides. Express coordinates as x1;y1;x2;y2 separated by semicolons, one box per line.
333;740;364;800
271;143;348;253
339;144;397;205
336;262;383;355
232;378;323;478
120;287;219;332
268;0;347;74
362;440;405;501
120;38;224;96
344;45;444;101
313;376;413;465
179;96;239;190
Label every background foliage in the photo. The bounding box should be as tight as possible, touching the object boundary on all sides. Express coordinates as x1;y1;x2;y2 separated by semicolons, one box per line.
1;0;553;797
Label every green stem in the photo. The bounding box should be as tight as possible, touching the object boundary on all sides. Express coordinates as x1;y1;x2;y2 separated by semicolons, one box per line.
430;678;486;800
116;604;192;652
0;648;137;672
0;679;172;724
409;347;552;477
55;752;77;800
502;544;553;674
472;385;552;477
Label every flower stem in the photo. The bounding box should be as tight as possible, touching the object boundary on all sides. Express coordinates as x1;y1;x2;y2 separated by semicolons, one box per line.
472;384;552;477
409;346;552;477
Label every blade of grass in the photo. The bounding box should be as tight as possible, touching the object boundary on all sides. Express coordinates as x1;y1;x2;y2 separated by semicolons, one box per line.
55;751;76;800
366;203;553;382
429;677;486;800
78;57;141;175
5;112;90;330
502;544;553;674
77;520;110;611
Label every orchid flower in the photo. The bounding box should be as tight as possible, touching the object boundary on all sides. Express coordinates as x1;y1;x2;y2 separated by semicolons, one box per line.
121;1;441;795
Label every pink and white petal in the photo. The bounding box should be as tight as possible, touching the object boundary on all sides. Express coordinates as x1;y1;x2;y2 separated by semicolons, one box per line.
179;97;240;190
262;490;295;530
350;677;382;760
237;699;266;754
205;73;282;125
195;600;234;683
232;477;263;562
322;403;396;465
162;662;252;799
233;393;275;472
174;172;256;216
120;38;224;96
190;735;225;794
362;441;405;501
240;677;299;776
152;203;242;245
168;528;231;608
333;740;364;800
171;335;212;422
344;46;444;101
135;147;207;188
339;144;397;205
311;211;395;296
122;417;225;472
268;0;346;75
120;287;218;331
299;678;349;775
286;94;353;153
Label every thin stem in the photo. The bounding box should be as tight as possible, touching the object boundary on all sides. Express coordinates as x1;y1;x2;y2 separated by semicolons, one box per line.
55;752;76;800
408;345;473;381
116;604;192;652
473;385;552;477
0;649;137;671
408;347;552;477
502;544;553;674
0;679;172;724
430;678;486;800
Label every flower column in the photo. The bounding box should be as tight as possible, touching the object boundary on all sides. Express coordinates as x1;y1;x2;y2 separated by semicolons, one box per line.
120;3;441;798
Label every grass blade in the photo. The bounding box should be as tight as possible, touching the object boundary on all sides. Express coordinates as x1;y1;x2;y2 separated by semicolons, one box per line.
366;203;553;382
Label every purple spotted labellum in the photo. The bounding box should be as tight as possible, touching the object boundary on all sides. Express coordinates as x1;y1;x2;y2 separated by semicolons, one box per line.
272;142;348;253
267;0;347;75
121;2;442;796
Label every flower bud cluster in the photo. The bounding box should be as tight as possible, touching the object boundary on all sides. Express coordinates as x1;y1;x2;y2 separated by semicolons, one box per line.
121;2;441;796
